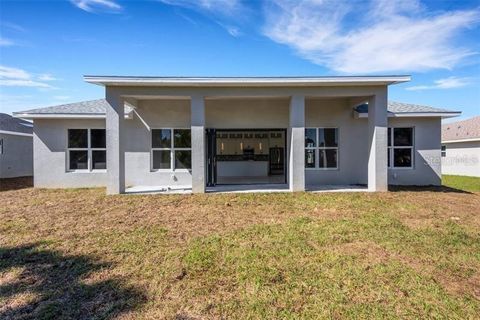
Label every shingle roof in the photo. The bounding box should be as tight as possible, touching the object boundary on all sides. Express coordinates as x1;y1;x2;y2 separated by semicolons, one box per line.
16;99;133;115
442;116;480;142
355;101;458;115
0;113;33;134
15;98;458;119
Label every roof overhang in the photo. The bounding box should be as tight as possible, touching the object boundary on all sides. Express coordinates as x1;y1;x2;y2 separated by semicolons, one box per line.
442;137;480;143
355;111;461;119
84;75;411;87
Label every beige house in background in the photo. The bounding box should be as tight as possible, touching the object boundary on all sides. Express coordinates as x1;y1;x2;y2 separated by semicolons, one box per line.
14;75;461;194
442;116;480;177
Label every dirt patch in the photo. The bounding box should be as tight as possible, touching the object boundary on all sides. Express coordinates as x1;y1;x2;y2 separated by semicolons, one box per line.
335;240;480;300
394;191;480;231
334;241;392;265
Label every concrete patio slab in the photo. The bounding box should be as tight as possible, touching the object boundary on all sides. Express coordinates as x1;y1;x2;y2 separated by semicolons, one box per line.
125;184;368;194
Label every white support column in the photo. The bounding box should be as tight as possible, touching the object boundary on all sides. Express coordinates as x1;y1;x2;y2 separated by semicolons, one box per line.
289;94;305;192
105;88;125;194
368;90;388;191
191;95;206;193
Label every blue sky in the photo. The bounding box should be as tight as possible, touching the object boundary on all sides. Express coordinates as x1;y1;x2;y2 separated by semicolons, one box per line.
0;0;479;121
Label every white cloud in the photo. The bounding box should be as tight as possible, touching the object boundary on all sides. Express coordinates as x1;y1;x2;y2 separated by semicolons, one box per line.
1;21;26;32
159;0;241;16
0;65;56;89
225;25;241;37
435;77;470;88
0;79;52;88
0;37;15;47
0;66;30;80
71;0;122;13
369;0;423;18
38;74;57;81
159;0;244;36
216;21;242;37
406;76;471;91
263;0;480;73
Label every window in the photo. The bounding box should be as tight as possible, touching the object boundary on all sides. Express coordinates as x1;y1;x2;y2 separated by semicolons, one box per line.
151;129;191;170
0;138;3;154
305;128;338;169
305;129;316;168
441;145;446;157
67;129;106;171
388;127;414;168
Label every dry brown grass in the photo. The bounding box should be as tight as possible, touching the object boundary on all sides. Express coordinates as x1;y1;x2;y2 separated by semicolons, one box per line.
0;178;479;319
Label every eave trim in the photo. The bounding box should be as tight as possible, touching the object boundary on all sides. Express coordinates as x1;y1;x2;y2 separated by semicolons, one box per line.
84;75;412;87
0;130;33;137
442;138;480;143
355;111;461;119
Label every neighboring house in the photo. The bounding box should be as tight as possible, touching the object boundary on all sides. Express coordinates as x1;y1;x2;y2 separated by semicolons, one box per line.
13;76;461;194
0;113;34;178
442;116;480;177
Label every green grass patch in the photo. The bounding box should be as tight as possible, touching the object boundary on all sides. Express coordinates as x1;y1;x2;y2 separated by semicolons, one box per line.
443;175;480;192
180;214;480;318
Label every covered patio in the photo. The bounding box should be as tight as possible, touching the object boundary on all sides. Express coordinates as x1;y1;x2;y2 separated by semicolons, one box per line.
84;76;409;194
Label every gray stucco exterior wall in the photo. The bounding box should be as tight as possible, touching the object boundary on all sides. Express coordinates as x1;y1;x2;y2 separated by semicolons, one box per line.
32;97;442;189
33;103;194;189
305;98;368;186
388;117;442;186
0;133;33;178
191;95;206;193
33;119;107;188
289;95;306;191
105;89;126;194
304;100;441;186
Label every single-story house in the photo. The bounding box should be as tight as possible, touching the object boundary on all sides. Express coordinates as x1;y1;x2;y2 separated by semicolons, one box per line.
13;76;461;194
442;116;480;177
0;113;34;178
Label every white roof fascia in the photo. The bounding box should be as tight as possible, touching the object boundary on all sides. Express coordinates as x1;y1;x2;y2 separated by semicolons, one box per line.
355;111;461;119
84;75;411;87
0;130;33;137
442;138;480;143
389;112;461;118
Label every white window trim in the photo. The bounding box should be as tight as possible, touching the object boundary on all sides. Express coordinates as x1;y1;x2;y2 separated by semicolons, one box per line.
388;127;414;170
305;127;339;170
151;128;192;172
67;128;107;173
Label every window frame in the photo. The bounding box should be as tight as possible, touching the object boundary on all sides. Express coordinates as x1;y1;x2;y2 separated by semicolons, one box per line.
66;128;107;173
151;128;192;172
305;127;339;170
388;127;414;169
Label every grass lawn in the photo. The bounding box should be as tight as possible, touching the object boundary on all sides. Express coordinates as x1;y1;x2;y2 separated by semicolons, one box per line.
0;177;479;319
443;175;480;192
